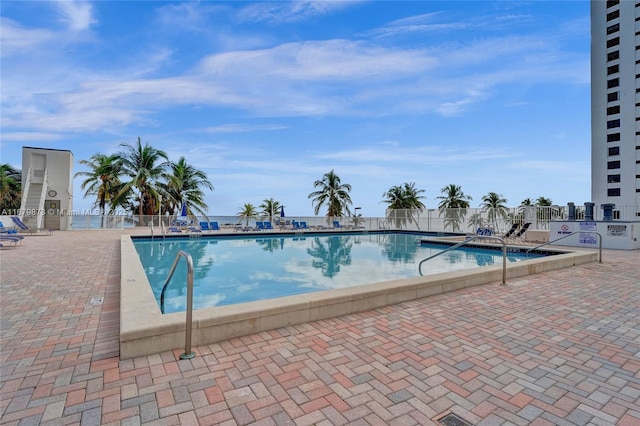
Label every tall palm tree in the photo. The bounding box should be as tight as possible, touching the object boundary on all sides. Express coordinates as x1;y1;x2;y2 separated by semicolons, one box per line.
74;154;122;215
308;170;353;217
163;156;213;217
237;203;258;226
114;137;170;217
0;164;22;212
259;198;281;223
480;192;508;230
520;198;533;206
381;182;426;228
436;184;472;232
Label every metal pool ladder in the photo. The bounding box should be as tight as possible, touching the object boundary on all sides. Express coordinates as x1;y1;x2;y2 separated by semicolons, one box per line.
160;250;196;360
418;235;507;285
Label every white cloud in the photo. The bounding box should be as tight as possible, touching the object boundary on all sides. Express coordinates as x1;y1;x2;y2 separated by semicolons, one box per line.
54;0;95;31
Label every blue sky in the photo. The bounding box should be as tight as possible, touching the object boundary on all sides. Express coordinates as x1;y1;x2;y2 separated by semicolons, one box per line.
1;1;591;217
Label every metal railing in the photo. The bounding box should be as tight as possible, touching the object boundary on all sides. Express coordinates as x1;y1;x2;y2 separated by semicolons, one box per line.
159;250;195;360
418;235;507;285
526;231;602;263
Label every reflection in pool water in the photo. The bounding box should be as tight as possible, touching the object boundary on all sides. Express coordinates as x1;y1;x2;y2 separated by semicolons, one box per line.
133;233;537;314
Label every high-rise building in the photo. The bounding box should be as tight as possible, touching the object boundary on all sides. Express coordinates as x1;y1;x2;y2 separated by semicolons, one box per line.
591;0;640;220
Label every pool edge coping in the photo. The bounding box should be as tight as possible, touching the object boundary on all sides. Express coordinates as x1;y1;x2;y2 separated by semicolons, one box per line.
120;235;598;359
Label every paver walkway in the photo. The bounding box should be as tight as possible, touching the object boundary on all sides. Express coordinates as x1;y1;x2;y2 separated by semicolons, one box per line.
1;230;639;425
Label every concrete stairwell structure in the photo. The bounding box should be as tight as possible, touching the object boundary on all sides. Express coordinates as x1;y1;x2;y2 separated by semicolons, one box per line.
20;147;74;230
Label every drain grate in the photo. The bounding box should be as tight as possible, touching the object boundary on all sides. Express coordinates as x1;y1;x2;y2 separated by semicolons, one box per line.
439;413;473;426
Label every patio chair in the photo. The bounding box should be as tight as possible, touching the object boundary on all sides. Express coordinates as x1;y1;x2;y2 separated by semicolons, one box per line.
256;221;265;231
299;221;309;230
513;222;532;241
199;222;211;231
209;222;221;231
263;221;273;230
167;226;182;233
333;221;343;229
10;216;50;234
502;223;519;239
291;220;301;230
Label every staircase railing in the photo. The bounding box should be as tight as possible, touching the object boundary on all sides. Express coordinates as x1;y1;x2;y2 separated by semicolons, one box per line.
19;167;32;217
159;250;195;360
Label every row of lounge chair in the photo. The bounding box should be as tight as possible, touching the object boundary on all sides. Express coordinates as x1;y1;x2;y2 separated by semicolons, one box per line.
0;220;26;248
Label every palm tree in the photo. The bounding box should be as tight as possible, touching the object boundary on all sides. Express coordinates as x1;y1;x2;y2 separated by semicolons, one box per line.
308;170;353;217
381;182;426;228
520;198;533;206
114;137;170;217
535;196;552;206
436;184;472;232
163;156;213;217
74;154;122;215
237;203;258;226
259;198;281;223
0;164;22;212
480;192;508;230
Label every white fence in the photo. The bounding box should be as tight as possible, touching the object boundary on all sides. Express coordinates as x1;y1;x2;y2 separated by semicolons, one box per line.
68;205;639;232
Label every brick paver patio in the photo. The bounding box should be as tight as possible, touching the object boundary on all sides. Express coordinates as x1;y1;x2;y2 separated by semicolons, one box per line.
1;230;639;425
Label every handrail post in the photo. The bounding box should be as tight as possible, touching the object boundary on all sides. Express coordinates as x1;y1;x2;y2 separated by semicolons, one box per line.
159;250;196;360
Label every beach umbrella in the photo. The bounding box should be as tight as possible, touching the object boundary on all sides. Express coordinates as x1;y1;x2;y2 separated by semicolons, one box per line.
181;202;188;217
280;205;285;217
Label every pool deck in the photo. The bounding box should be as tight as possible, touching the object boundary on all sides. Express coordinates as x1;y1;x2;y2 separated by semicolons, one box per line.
1;229;639;425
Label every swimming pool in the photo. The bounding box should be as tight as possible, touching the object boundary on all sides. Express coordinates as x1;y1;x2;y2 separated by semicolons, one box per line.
133;233;541;314
121;231;597;358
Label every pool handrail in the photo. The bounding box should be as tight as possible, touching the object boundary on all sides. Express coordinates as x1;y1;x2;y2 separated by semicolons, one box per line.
159;250;195;360
418;235;507;285
525;231;602;263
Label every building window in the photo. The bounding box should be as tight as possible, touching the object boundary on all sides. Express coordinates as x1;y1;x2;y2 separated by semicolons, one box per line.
607;160;621;169
614;211;621;219
607;10;620;21
608;50;619;61
608;174;621;183
607;37;620;48
607;23;620;34
608;92;619;102
607;119;620;129
608;146;620;155
608;133;621;142
607;105;620;115
607;188;621;196
607;0;619;6
607;78;619;88
607;64;619;75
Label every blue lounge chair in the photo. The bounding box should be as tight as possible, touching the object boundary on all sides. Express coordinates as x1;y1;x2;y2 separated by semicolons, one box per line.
291;221;301;230
199;222;211;231
333;221;342;229
167;226;182;233
263;221;273;230
10;216;51;234
210;222;220;231
300;221;309;230
0;236;22;246
187;226;202;233
0;221;19;235
256;221;265;231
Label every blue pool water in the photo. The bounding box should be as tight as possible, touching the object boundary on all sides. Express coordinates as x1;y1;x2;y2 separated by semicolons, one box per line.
133;233;541;314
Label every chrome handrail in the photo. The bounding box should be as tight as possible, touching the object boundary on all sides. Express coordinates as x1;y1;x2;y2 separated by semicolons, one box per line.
159;250;195;360
526;231;602;263
418;235;507;285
